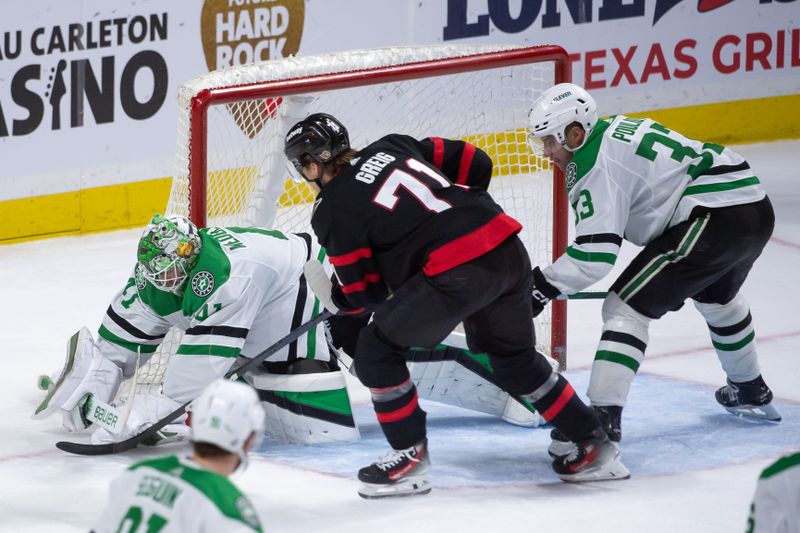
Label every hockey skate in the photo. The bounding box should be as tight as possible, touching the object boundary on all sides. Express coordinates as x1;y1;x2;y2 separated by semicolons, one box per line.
549;405;622;459
716;375;781;422
357;439;431;499
552;428;630;482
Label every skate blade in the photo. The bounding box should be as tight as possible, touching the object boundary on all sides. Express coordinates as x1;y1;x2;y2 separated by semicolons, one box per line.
723;403;782;422
358;476;432;499
557;449;630;483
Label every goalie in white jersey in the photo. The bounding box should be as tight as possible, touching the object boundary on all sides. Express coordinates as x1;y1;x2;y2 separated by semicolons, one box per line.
34;213;337;444
93;379;266;532
527;83;780;458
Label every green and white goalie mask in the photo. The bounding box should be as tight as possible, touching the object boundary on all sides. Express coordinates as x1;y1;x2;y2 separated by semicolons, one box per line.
136;214;202;295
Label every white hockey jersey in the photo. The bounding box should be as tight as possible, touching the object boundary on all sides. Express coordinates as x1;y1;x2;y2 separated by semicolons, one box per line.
93;455;263;533
98;227;331;402
543;115;766;294
746;451;800;533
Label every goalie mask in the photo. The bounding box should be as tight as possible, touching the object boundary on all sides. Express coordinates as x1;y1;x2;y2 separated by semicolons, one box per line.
284;113;350;183
188;379;266;473
528;83;598;155
136;214;202;294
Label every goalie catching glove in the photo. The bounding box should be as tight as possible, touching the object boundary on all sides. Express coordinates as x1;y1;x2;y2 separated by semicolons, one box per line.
304;259;365;316
531;267;562;318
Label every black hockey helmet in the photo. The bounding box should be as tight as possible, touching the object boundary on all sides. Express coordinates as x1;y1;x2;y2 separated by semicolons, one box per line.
284;113;350;174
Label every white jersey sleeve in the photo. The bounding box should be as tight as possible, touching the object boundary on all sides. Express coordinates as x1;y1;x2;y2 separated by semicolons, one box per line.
746;451;800;533
541;116;766;295
93;455;263;533
97;270;177;378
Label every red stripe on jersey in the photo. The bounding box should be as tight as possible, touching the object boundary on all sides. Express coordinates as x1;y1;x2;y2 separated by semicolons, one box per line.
431;137;445;169
376;391;419;423
540;382;576;421
329;247;373;266
341;273;382;294
423;213;522;276
456;143;476;185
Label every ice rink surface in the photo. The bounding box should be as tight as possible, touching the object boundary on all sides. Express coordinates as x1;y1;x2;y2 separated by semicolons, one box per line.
0;140;797;532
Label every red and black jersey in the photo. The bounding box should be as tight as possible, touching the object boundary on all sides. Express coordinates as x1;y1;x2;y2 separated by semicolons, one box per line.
311;134;521;310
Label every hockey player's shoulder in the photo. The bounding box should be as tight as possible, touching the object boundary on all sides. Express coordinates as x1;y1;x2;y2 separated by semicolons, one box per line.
760;450;800;480
129;455;263;532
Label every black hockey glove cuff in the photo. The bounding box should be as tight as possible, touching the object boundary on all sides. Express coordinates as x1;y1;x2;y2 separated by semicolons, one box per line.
531;267;561;318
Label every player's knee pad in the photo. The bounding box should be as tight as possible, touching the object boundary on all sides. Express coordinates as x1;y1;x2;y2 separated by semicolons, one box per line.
588;293;651;407
693;293;760;382
353;324;410;388
33;327;123;432
245;369;360;444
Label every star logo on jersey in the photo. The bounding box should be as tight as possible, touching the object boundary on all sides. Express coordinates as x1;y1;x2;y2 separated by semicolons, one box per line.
191;271;215;297
312;197;323;214
566;161;578;189
236;497;262;530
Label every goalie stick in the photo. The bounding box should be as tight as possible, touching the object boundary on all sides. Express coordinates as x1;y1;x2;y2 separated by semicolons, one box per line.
56;309;333;456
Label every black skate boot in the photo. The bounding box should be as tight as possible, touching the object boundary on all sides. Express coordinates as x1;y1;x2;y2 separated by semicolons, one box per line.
548;405;622;458
716;375;781;422
552;428;630;482
357;439;431;499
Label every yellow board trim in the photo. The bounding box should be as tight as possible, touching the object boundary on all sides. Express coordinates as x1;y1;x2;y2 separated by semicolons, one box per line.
0;178;172;243
2;94;797;244
626;93;800;145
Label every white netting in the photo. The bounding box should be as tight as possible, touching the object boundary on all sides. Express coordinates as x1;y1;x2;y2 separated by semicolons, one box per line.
143;45;561;390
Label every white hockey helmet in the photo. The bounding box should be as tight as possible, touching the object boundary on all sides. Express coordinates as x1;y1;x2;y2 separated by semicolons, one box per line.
528;83;598;153
188;379;266;472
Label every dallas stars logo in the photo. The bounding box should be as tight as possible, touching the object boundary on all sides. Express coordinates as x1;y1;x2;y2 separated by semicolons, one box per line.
566;161;578;189
191;271;215;297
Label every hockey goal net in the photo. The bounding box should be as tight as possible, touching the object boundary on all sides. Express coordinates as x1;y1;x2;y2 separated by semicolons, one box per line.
147;45;570;390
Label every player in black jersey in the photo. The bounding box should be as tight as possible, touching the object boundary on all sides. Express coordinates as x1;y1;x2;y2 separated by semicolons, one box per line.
284;113;629;498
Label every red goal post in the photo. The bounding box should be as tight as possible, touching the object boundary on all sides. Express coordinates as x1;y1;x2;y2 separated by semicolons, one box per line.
168;44;572;365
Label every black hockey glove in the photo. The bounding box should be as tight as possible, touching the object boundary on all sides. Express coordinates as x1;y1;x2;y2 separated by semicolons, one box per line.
531;266;561;318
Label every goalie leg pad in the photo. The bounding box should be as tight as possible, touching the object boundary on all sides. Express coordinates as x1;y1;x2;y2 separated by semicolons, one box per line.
33;328;122;432
91;393;187;445
245;369;360;444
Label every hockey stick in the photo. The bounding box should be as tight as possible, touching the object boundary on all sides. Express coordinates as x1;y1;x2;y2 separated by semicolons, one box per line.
56;310;333;456
557;291;608;300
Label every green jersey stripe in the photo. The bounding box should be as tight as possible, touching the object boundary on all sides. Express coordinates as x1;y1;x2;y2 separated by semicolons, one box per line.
761;451;800;479
594;350;640;372
712;331;756;352
682;176;761;197
175;344;241;357
566;246;618;265
98;325;159;354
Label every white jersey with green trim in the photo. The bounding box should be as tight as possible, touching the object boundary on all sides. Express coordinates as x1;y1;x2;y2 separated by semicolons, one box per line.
97;227;331;403
542;115;766;294
93;455;263;533
746;451;800;533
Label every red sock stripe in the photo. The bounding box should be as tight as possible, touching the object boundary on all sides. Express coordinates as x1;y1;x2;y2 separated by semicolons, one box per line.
540;382;576;421
455;143;476;185
376;391;420;424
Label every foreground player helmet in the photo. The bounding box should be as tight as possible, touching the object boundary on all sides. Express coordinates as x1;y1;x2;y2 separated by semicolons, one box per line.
188;379;266;472
284;113;350;181
528;83;598;153
136;214;202;294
